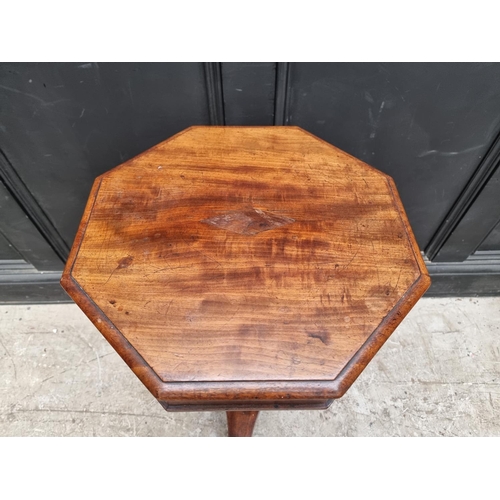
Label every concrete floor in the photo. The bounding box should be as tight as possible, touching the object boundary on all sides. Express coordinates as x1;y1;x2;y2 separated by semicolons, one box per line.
0;297;499;436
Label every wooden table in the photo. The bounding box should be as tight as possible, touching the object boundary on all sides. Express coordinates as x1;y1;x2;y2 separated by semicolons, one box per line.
61;126;430;436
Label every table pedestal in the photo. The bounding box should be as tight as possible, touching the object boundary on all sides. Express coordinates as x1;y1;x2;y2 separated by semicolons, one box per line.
226;411;260;437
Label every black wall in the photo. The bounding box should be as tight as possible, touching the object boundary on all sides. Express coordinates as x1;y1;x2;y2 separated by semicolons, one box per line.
1;62;499;302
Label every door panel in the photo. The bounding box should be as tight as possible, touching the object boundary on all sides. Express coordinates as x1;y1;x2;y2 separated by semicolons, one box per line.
0;232;20;260
432;161;500;262
0;178;66;302
0;63;211;250
282;62;500;250
0;179;62;271
479;223;500;251
2;62;500;300
221;63;276;125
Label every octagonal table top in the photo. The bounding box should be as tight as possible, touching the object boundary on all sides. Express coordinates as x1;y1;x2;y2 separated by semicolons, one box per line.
61;126;430;406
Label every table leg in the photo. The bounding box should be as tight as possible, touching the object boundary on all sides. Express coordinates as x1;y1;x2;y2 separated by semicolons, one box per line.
226;411;259;437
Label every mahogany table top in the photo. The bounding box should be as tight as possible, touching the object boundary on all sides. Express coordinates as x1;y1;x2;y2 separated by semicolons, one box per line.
61;126;430;408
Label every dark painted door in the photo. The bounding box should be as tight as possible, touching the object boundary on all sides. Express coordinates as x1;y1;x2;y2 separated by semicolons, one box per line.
271;63;500;295
0;177;65;302
1;62;499;301
0;63;212;302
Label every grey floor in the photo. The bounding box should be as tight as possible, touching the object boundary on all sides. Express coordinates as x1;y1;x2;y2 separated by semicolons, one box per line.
1;297;499;436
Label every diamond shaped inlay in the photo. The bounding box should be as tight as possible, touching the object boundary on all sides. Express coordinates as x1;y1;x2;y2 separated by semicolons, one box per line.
201;207;295;236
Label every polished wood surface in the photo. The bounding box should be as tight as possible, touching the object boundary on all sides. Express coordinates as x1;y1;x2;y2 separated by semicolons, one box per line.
227;411;259;437
61;126;430;407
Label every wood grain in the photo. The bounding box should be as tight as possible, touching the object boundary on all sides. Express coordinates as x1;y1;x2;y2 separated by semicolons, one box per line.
227;411;259;437
61;126;430;408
